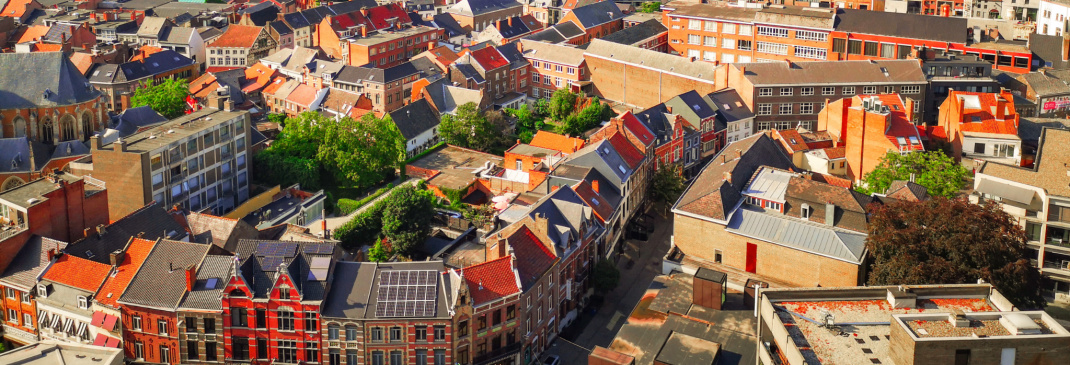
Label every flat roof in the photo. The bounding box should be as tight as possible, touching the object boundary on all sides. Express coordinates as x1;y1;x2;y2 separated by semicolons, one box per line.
346;25;437;46
0;173;87;209
506;143;560;157
107;108;247;154
408;145;503;191
896;311;1068;339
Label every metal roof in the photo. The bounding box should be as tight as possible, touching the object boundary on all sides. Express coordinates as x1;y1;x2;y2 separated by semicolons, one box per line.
726;206;866;264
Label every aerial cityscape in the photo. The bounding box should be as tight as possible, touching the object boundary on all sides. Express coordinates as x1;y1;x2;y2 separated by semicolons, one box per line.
0;0;1067;363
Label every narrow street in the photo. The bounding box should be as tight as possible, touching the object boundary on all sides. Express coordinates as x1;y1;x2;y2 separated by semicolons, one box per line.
542;208;675;364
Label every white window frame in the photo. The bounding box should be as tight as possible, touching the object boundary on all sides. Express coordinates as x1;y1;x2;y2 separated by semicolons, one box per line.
757;104;773;115
757;26;789;37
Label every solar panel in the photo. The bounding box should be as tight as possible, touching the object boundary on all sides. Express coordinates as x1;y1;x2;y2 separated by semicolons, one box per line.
310;256;331;269
302;243;335;255
260;256;286;269
257;242;299;257
374;270;439;318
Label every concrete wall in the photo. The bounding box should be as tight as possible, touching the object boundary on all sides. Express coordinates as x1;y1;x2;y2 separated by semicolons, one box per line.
585;55;725;109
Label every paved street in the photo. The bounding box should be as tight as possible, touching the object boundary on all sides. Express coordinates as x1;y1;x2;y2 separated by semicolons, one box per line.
543;208;675;364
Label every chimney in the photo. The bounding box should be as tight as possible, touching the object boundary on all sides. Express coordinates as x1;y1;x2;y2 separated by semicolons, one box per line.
47;249;57;262
113;138;126;152
130;12;136;21
592;180;599;194
90;12;97;22
110;250;124;266
496;20;503;30
84;227;92;238
995;98;1007;120
185;266;196;291
905;98;915;121
1063;32;1070;62
532;213;549;238
666;105;672;113
361;25;368;37
723;171;732;184
825;203;835;226
96;224;108;235
508;17;513;27
785;59;793;68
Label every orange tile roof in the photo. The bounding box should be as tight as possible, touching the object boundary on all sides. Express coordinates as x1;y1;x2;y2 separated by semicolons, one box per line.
206;66;242;73
776;129;809;153
261;76;287;95
608;132;644;169
242;62;278;93
94;238;156;307
129;46;165;62
208;24;263;48
529;130;585;154
15;25;50;43
286;84;318;107
68;52;95;75
3;0;37;19
30;43;63;52
873;94;924;151
952;92;1019;136
822;146;846;160
42;254;113;293
460;256;520;306
188;73;218;98
426;46;459;65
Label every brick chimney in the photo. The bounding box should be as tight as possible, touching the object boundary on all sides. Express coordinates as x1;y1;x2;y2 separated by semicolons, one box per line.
361;25;368;37
592;180;599;194
532;213;550;239
496;20;503;30
1062;32;1069;62
508;17;513;27
47;249;56;262
905;98;915;121
995;98;1007;120
185;266;196;291
110;250;124;266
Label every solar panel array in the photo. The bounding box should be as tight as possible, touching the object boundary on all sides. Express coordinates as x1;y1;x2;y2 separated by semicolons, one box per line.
302;243;335;255
374;270;438;318
255;242;298;257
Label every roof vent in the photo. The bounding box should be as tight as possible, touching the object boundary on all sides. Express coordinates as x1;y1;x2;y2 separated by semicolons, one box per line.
948;309;969;327
1000;313;1043;335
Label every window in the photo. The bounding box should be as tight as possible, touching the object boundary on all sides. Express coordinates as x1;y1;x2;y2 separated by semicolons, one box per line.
507;305;516;320
688;19;701;30
186;317;197;332
6;309;16;323
77;296;88;309
722;38;736;49
994;144;1016;157
842;86;856;95
715;249;723;263
24;313;32;328
739;24;753;36
795;30;827;42
134;342;144;359
832;38;847;53
901;85;921;94
434;349;446;365
458;320;468;337
37;285;46;298
703;51;717;61
278;311;294;331
794;46;826;60
390;326;402;341
305;342;319;363
346;326;358;341
434;325;445;340
347;350;359;365
688;49;700;59
864;41;879;56
779;104;793;115
955;349;971;365
390;350;403;365
820;86;835;96
304;312;316;331
233;337;249;361
847;40;863;55
756;42;788;55
329;325;340;340
203;317;215;334
478;315;487;330
723;23;736;34
158;319;168;335
780;87;793;96
160;345;170;363
801;203;811;219
132;316;142;331
704;21;717;31
758;88;773;97
255;309;266;329
278;341;297;364
372;351;385;365
757;26;788;37
205;342;217;362
800;103;814;115
757;104;773;115
687;35;700;45
372;327;384;342
863;86;877;95
232;308;247;328
493;310;502;326
703;36;716;46
738;40;752;51
416;326;427;341
765;200;782;211
801;87;814;96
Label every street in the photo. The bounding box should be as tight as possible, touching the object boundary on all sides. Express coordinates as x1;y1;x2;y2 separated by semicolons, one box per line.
543;208;675;364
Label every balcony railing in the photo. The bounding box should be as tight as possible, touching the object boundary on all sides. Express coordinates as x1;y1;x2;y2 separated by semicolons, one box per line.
0;222;28;242
473;342;521;365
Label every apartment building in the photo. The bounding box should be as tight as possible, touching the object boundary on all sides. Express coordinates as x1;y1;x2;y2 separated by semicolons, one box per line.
333;59;439;114
175;255;232;364
819;94;925;181
936;90;1022;166
757;284;1070;365
34;254;113;347
205;24;277;71
662;2;758;63
1038;0;1070;36
727;59;927;130
0;237;65;346
520;39;588;99
79;107;252;221
445;0;525;32
556;0;625;44
585;39;726;109
919;50;1000;122
973;128;1070;303
343;26;441;68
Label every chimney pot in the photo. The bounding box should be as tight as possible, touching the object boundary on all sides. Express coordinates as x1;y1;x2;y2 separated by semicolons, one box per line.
592;180;599;194
185;266;196;292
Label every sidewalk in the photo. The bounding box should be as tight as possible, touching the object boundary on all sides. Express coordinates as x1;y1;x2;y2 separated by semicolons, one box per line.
306;179;417;236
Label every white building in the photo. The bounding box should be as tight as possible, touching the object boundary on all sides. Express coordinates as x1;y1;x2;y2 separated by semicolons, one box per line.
1038;0;1070;35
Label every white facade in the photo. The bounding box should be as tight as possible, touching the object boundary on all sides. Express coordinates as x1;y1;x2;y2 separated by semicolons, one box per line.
725;117;754;144
405;127;440;157
1038;0;1070;35
961;134;1022;166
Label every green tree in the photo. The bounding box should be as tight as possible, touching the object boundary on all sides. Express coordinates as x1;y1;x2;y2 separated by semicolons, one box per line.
320;113;405;188
638;1;661;13
333;202;385;249
548;89;578;122
368;240;391;262
506;103;547;143
381;185;436;256
438;103;512;153
866;198;1045;309
857;150;969;198
130;78;190;119
267;113;287;126
593;259;621;294
650;164;686;208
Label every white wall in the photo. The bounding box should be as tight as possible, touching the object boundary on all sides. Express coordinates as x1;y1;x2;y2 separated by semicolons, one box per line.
1038;0;1070;35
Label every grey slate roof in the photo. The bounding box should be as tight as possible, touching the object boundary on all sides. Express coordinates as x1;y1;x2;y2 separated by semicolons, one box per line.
553;21;584;38
322;261;450;319
707;89;754;124
389;98;440;141
0;138;35;174
432;13;466;38
0;52;100;109
240;1;279;26
567;0;625;29
526;186;599;255
108;105;168;136
524;27;566;43
283;12;311;29
233;240;342;300
65;203;189;265
734;59;926;86
270;20;293;36
178;255;233;311
0;236;67;291
1030;33;1069;70
726;206;866;264
673;134;794;221
447;0;522;17
600;19;666;46
1019;70;1070;96
664;90;723;132
119;240;210;310
160;27;195;44
834;8;965;44
564;138;633;189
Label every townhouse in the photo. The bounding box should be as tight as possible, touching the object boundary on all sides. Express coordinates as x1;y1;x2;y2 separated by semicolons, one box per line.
206;24;277;72
707;89;756;144
0;237;66;347
445;0;525;32
320;261;454;365
770;129;847;177
88;238;156;352
87;50;199;112
389;98;442;158
556;0;624;44
471;15;543;44
221;240;342;365
818;94;925;182
633;97;708;177
935;90;1022;166
973;128;1070;303
333;59;440;114
34;253;112;346
918;50;1000;122
520;39;588;99
446;256;522;365
726;59;927;130
451;46;514;100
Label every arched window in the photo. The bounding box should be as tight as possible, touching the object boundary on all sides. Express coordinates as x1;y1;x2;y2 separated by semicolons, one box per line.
229;289;246;297
81;112;93;141
61;118;75;142
12;117;25;138
2;177;25;191
40;119;53;144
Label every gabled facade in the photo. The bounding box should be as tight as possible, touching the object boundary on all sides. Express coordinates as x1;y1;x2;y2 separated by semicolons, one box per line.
818;94;925;182
555;0;624;44
935;90;1022;166
0;236;66;346
206;25;277;71
447;256;522;365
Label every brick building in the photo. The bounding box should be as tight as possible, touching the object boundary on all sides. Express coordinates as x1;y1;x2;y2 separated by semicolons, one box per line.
76;107;253;221
0;236;65;347
340;25;441;69
726;59;927;130
34;252;113;348
556;0;624;44
471;15;543;44
452;46;515;100
333;59;441;114
446;256;522;365
444;0;525;32
520;39;588;99
0;52;107;146
89;237;156;351
0;172;108;245
118;239;212;364
585;39;726;109
818;94;925;181
320;261;453;365
600;19;668;52
206;24;277;72
176;255;234;364
87;50;199;112
935;90;1021;166
221;240;342;364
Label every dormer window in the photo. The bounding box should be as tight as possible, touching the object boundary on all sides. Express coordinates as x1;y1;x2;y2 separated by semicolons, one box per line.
764;201;782;212
801;203;811;220
77;296;88;309
37;284;47;298
279;289;290;300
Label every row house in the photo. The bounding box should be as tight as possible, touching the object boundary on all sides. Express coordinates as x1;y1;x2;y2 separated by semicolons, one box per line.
664;90;727;158
129;17;206;63
221;240;343;365
556;0;624;44
88;238;157;351
206;24;277;72
333;58;440;114
0;237;65;347
444;0;525;32
972;128;1070;303
320;261;453;365
670;133;874;287
34;252;113;347
118;240;213;365
450;43;529;106
1014;69;1070;118
471;15;543;44
177;255;235;364
725;59;928;130
707;88;757;144
520;39;588;100
632;94;710;178
87;49;199;112
272;0;379;49
523;21;587;45
344;26;442;68
600;19;668;52
818;94;926;182
447;256;522;365
934;90;1022;166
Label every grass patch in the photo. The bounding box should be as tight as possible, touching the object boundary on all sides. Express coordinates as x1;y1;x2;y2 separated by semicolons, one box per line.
337;184;394;215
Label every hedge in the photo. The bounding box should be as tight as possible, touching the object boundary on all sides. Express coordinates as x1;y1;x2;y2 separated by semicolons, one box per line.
337;183;393;215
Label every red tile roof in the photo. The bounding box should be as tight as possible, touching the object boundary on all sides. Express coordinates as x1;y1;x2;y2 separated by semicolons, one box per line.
425;46;459;65
189;73;218;98
365;3;409;30
873;94;924;151
507;225;557;289
461;256;520;306
68;52;95;75
30;43;63;52
206;66;243;73
261;76;287;95
242;62;278;93
617;111;655;147
470;46;509;70
529;131;586;154
608;132;644;169
3;0;36;19
286;84;319;107
952;91;1019;136
129;46;165;62
776;129;809;153
43;254;113;293
810;173;852;189
95;238;156;307
15;25;49;43
572;181;613;223
822;146;845;160
209;24;263;48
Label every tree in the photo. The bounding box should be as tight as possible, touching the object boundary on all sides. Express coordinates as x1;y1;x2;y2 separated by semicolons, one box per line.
857;150;969;198
130;78;190;119
380;185;436;256
438;102;512;153
593;259;621;294
319;113;405;188
866;198;1045;309
548;89;578;122
638;1;661;13
505;104;547;143
267;113;287;126
368;240;391;262
650;164;686;208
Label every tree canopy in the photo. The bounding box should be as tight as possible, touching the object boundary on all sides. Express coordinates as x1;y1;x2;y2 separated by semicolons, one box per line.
333;184;438;256
130;78;189;119
438;102;513;153
638;1;661;13
549;89;578;121
593;259;621;294
650;164;686;207
866;198;1045;309
857;150;969;198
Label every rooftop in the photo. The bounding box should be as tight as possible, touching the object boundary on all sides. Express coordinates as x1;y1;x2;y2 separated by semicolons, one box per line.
322;261;450;319
0;172;90;209
735;60;926;86
408;145;503;190
587;39;720;83
103;108;247;153
346;25;437;46
0;340;123;365
979;128;1070;197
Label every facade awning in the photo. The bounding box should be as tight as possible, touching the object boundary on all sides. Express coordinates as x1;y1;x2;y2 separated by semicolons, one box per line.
976;179;1036;205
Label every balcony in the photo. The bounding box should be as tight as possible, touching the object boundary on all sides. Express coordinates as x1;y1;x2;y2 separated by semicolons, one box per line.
473;342;521;365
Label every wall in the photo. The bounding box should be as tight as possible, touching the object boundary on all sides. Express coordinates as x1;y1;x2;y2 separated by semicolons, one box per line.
890;321;1070;365
585;54;725;108
122;305;180;364
88;146;148;222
